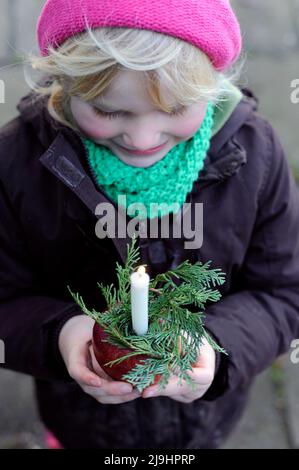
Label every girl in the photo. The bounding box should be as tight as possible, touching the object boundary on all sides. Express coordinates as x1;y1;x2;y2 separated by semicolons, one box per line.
1;0;299;449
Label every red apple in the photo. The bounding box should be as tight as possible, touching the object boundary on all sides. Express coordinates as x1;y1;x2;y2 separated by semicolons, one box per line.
92;322;161;385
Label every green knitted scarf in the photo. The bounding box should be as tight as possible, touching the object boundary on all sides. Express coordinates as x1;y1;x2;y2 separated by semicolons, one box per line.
83;102;214;220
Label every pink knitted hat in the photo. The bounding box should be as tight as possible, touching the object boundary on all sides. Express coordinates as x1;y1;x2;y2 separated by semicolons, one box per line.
37;0;242;71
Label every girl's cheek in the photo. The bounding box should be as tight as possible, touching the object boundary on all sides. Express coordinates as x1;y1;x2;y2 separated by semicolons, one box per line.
77;115;114;140
70;98;114;139
174;104;207;138
175;116;205;139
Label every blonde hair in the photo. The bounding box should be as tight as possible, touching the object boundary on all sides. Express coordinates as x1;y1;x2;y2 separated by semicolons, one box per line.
24;26;243;131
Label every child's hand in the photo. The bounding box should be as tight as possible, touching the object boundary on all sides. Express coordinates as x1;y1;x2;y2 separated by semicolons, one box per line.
58;315;141;404
142;337;216;403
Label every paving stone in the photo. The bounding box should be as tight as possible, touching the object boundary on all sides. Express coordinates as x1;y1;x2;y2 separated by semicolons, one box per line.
221;368;290;449
232;0;299;166
0;369;46;448
237;56;299;166
0;65;31;126
15;0;44;58
280;353;299;449
0;432;45;450
232;0;299;56
0;1;11;60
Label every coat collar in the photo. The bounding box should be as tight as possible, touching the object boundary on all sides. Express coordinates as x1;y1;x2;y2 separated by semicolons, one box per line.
38;128;131;264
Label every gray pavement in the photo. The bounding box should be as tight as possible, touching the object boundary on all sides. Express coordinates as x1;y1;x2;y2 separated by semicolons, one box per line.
0;370;45;449
231;0;299;175
0;0;43;64
0;0;299;449
222;365;290;449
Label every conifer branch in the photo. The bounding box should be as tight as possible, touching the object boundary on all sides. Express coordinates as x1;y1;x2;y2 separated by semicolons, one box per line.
67;234;227;392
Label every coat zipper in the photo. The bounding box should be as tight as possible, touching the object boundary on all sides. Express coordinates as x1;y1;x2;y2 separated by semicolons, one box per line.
74;132;117;207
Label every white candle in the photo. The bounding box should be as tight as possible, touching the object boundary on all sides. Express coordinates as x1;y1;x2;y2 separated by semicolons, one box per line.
130;266;150;336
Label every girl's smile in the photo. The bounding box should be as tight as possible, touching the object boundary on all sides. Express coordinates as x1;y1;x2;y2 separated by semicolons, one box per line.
114;141;168;156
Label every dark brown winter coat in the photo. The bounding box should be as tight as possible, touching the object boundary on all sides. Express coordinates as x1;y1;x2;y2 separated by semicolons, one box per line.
0;87;299;449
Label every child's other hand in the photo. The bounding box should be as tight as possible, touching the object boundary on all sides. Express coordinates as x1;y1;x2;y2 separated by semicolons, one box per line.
142;337;216;403
58;315;141;404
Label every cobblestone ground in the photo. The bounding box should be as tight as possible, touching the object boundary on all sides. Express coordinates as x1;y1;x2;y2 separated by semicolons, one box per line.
0;0;299;449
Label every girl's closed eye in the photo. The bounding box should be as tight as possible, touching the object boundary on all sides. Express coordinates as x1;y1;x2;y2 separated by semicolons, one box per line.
91;106;187;119
92;108;127;120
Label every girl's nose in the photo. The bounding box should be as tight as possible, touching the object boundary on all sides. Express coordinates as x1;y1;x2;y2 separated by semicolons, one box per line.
122;116;164;150
123;133;163;151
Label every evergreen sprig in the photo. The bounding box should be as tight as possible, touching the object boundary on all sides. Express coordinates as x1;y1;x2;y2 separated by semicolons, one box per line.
67;233;227;393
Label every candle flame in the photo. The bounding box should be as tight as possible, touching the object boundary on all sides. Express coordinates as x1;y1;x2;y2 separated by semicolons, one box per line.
137;266;146;276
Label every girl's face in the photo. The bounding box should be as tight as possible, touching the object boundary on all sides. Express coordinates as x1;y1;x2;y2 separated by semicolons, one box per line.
70;69;208;168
